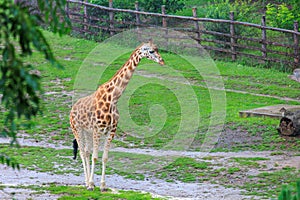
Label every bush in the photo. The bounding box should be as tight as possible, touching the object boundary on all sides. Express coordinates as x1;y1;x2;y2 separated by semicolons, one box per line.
89;0;184;14
266;1;300;30
275;180;300;200
204;0;258;48
141;0;184;14
86;0;184;40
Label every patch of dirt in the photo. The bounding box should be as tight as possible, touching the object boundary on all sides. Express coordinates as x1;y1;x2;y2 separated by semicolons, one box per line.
1;186;61;200
0;134;69;150
214;125;300;151
1;134;300;199
215;126;263;149
0;164;252;200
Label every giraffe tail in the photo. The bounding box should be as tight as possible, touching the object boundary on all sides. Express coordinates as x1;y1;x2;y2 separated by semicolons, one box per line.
72;139;78;160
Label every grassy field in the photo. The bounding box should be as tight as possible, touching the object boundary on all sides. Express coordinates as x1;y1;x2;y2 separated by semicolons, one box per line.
27;30;300;151
1;30;300;199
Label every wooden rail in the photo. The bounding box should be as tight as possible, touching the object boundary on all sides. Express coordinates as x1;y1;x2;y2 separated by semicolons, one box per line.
66;0;300;69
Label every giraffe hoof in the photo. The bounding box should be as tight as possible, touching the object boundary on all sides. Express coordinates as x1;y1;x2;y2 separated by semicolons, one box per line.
87;182;95;191
100;182;106;192
101;188;109;193
87;186;94;191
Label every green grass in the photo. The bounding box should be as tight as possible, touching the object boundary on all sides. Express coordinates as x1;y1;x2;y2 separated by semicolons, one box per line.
1;30;300;199
228;167;241;174
243;167;300;197
230;157;270;168
2;29;299;152
0;145;81;175
270;152;285;156
157;157;209;182
29;184;163;200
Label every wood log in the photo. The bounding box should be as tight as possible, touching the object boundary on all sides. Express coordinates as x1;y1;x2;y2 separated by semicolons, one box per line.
277;107;300;136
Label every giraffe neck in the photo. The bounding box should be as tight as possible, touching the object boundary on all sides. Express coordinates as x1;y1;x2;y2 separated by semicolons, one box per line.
101;49;141;102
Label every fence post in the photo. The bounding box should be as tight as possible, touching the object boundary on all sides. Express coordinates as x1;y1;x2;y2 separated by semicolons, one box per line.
230;11;236;61
109;0;114;36
261;15;267;61
192;7;201;45
294;21;299;67
135;1;141;41
84;0;88;31
135;1;140;27
161;5;168;46
162;5;167;28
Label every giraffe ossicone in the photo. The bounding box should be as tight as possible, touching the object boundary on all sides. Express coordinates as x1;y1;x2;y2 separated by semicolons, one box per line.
70;40;164;191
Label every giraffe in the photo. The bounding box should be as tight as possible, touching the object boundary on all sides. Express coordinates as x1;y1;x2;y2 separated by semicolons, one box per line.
70;40;165;191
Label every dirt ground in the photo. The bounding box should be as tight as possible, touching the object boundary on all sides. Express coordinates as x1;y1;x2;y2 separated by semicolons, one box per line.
1;130;300;200
0;163;250;200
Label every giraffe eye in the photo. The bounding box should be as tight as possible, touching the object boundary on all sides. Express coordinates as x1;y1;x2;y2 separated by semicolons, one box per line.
149;50;154;54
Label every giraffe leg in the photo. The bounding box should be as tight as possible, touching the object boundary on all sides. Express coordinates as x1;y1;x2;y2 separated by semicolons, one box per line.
79;149;89;187
100;131;115;192
87;133;100;190
85;150;91;188
76;132;91;188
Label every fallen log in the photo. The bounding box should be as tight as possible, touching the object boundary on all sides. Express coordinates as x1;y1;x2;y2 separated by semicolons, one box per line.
277;107;300;136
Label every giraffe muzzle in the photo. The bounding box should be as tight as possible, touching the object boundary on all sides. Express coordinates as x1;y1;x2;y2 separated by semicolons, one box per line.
159;59;165;65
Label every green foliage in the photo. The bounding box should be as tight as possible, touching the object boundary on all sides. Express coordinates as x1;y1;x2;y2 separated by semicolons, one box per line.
141;0;184;14
86;0;134;40
90;0;134;9
204;0;258;48
86;0;184;40
276;180;300;200
36;0;71;35
266;2;300;30
0;0;70;168
0;153;20;170
90;0;184;14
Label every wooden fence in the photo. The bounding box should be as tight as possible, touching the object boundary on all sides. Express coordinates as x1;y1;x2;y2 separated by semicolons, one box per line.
66;0;300;69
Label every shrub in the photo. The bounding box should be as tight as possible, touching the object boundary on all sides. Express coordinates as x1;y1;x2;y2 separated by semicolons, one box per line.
89;0;184;14
275;180;300;200
266;1;300;30
86;0;184;39
141;0;184;14
204;0;258;48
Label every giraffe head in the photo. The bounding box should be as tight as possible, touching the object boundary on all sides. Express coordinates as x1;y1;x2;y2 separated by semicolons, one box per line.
139;40;165;65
